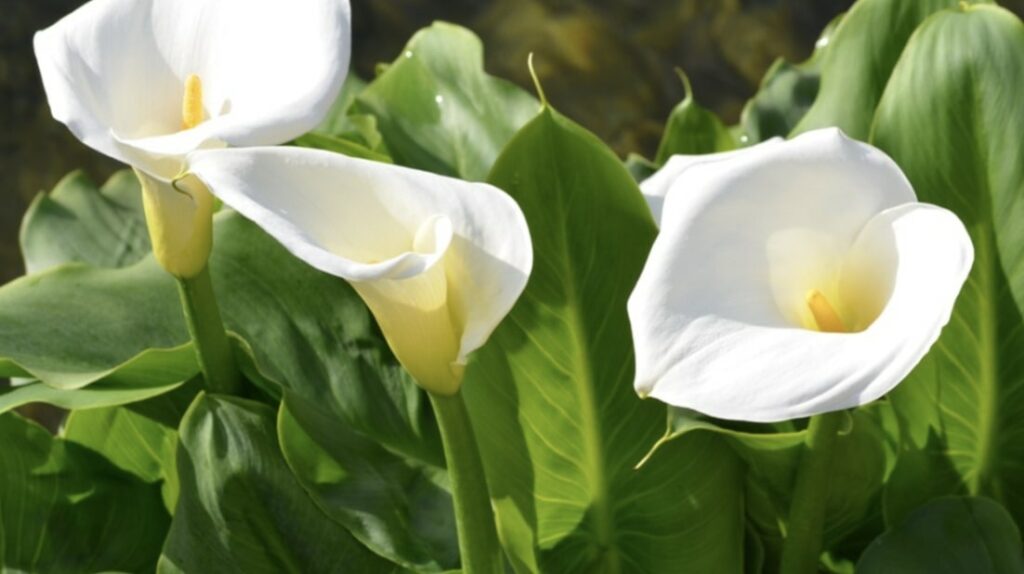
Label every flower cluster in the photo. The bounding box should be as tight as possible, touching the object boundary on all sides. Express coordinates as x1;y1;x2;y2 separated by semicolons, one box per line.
35;0;532;395
35;0;972;417
23;1;988;571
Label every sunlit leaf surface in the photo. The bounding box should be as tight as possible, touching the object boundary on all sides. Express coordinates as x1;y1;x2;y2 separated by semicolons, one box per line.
872;4;1024;526
465;105;745;573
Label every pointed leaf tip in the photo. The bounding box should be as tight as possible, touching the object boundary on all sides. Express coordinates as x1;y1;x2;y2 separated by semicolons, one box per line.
674;67;694;102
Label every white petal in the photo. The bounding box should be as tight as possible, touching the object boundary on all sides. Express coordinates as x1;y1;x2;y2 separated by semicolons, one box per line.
629;128;971;422
35;0;350;177
639;138;783;225
186;147;533;392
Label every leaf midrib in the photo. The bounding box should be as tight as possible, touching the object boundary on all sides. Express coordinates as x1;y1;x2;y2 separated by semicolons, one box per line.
969;223;999;496
966;62;999;496
545;112;617;571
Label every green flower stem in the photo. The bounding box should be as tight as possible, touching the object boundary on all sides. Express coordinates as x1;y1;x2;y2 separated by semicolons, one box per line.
176;267;241;395
429;390;503;574
779;410;845;574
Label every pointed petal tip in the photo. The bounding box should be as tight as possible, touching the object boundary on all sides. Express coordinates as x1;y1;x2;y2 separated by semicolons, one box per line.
634;378;654;400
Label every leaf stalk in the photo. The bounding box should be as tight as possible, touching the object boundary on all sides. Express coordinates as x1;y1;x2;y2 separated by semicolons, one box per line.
779;410;845;574
176;267;241;395
429;390;503;574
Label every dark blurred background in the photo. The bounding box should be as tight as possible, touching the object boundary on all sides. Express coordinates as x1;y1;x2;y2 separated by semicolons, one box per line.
4;0;1024;287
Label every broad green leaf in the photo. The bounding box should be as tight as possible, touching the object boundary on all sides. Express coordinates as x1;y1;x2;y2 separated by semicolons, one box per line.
794;0;991;139
0;378;184;413
160;394;397;573
8;179;438;462
856;497;1024;574
6;171;190;394
0;261;196;389
881;433;966;527
642;410;805;496
19;170;150;274
823;409;896;547
464;106;746;573
646;407;894;563
738;14;840;144
278;392;457;572
643;412;804;571
0;412;169;573
654;71;735;164
870;5;1024;524
61;381;200;512
354;22;539;180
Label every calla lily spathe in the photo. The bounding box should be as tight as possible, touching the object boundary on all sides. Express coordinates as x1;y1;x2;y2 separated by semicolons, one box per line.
186;147;533;395
639;138;782;224
35;0;351;276
629;128;973;422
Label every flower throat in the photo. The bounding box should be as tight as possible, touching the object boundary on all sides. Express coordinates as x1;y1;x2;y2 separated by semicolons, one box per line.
805;289;847;333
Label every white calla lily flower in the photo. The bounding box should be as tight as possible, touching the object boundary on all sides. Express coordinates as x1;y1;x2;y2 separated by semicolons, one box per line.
35;0;351;276
629;128;973;422
186;147;533;395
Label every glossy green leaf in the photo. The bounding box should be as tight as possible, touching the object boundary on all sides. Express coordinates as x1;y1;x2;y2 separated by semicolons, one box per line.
61;381;200;512
0;377;184;414
738;14;840;144
278;392;457;572
159;394;397;573
856;497;1024;574
354;22;539;180
870;4;1024;524
8;171;187;395
464;106;745;573
64;402;171;483
0;261;197;389
794;0;991;139
0;412;169;573
19;170;150;274
654;71;735;164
